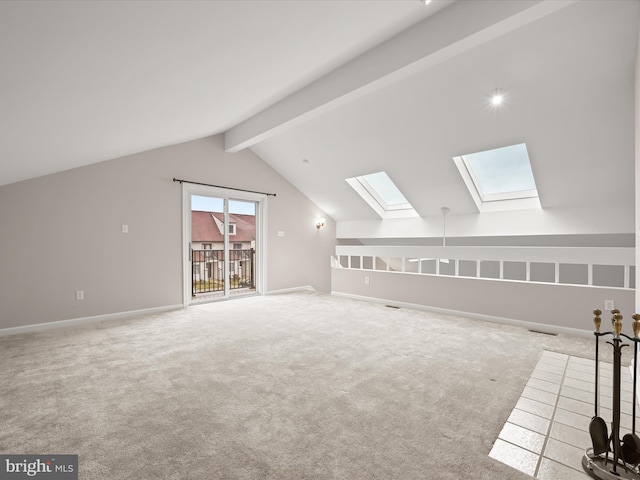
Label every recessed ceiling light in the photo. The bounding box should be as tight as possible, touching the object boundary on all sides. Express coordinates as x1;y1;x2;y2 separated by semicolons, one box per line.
420;0;432;5
491;93;504;106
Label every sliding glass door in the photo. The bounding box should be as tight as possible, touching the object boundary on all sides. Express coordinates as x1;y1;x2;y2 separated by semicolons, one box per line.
182;184;264;305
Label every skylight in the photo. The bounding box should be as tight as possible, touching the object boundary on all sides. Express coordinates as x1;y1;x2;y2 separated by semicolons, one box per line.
346;171;418;219
453;143;541;212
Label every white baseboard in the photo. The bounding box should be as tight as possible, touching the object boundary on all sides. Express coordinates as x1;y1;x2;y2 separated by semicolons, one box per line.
266;285;316;295
0;304;184;337
331;291;593;339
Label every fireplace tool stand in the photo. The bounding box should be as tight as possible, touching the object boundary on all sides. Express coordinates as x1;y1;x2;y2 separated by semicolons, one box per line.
583;309;640;479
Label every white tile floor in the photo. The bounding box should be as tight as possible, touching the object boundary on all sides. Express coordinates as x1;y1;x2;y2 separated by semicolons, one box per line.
489;350;636;479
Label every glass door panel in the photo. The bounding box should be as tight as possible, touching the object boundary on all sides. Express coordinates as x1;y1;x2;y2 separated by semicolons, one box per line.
191;195;226;302
228;199;257;297
188;195;260;304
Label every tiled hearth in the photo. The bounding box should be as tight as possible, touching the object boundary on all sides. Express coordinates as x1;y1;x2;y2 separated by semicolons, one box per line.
490;350;635;479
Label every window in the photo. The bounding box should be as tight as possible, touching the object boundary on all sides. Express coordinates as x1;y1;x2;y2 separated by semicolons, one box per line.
346;171;418;219
233;243;242;250
228;223;236;235
203;243;212;250
453;143;540;212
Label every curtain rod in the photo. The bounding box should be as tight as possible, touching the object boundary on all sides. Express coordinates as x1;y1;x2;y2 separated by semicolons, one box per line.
172;178;276;197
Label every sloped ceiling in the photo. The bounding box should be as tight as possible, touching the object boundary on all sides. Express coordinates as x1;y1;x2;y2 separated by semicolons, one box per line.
1;0;638;237
0;0;445;186
248;0;639;223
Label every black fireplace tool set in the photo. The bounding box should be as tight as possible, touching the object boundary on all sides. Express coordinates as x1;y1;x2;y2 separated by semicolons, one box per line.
583;309;640;479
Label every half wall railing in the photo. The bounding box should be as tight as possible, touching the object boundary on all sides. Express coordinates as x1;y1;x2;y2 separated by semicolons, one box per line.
334;246;636;289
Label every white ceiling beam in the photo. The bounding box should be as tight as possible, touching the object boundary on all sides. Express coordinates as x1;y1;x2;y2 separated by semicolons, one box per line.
224;0;577;153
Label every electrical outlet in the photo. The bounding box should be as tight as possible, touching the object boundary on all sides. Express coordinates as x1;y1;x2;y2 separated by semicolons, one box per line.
364;276;370;285
76;290;84;301
605;300;615;311
121;224;129;233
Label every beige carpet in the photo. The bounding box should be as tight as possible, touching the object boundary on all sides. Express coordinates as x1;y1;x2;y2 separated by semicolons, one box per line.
0;291;614;479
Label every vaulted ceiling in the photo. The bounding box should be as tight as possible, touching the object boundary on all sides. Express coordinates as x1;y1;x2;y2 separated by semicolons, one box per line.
1;1;638;235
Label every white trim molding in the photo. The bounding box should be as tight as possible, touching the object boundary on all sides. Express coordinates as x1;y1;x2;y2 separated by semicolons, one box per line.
331;291;594;339
0;304;183;337
266;285;316;295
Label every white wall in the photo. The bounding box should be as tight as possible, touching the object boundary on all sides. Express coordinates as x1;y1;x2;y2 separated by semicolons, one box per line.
0;135;335;329
335;13;640;337
338;205;634;241
332;268;635;335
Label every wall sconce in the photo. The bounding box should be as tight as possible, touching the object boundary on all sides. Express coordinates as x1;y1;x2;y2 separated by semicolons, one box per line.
316;218;325;229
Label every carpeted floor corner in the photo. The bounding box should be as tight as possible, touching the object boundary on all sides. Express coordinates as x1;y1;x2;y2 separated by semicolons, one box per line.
0;292;608;479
